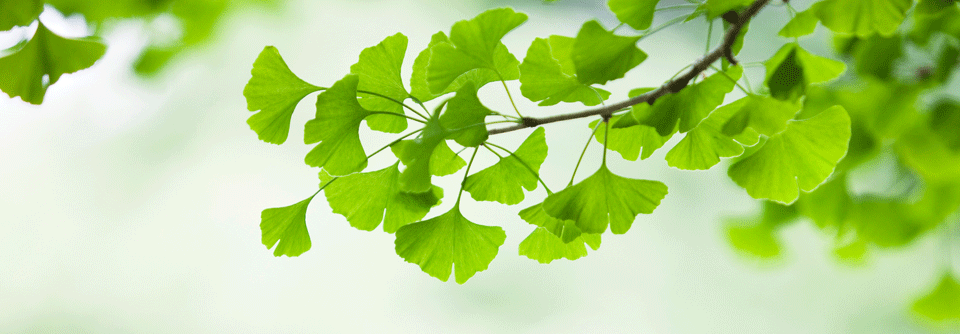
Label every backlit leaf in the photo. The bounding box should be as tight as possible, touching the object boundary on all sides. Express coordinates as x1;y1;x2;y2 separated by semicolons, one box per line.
764;43;845;101
439;83;493;147
518;228;600;264
410;32;516;102
391;118;467;193
542;165;668;234
303;75;371;176
592;116;672;161
350;33;410;133
322;164;443;233
243;46;322;144
813;0;912;37
572;20;647;86
0;0;42;30
0;22;106;105
395;204;506;284
519;36;611;106
728;105;852;204
464;128;548;205
913;274;960;321
721;95;801;137
608;0;659;30
778;9;819;38
666;98;761;170
260;195;315;257
633;66;743;135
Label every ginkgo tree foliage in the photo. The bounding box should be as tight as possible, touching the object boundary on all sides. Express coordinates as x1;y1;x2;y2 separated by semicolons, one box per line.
243;0;960;322
0;0;279;104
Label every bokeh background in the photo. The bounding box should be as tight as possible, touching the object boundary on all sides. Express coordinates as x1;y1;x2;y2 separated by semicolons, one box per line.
1;0;957;333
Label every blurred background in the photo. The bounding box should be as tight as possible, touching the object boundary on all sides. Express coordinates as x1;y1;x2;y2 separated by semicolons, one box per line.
1;0;957;333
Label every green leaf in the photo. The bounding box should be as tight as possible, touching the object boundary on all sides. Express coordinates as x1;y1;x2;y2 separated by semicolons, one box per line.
608;0;659;30
0;22;106;105
778;9;819;38
913;274;960;321
519;203;584;243
853;35;903;80
929;100;960;151
665;98;761;170
350;33;410;133
322;163;443;233
813;0;913;37
728;105;852;204
542;165;668;234
425;8;527;94
764;43;845;101
910;2;960;45
896;123;960;183
395;204;506;284
572;21;647;86
464;128;547;205
411;32;516;102
633;66;743;135
260;195;315;257
592;116;672;161
725;219;782;259
439;83;493;147
243;46;322;144
850;199;924;247
797;175;850;230
303;75;372;176
518;227;600;264
705;0;753;18
0;0;42;30
721;95;801;137
519;36;611;106
391;119;466;193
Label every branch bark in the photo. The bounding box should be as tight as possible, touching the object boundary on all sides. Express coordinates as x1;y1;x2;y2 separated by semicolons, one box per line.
489;0;771;135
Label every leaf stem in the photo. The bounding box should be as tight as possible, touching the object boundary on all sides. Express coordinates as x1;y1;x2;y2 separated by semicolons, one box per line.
490;0;772;136
569;120;604;186
456;147;480;205
639;15;688;41
704;16;713;56
365;128;424;159
484;142;554;195
656;4;699;12
357;89;429;121
367;111;427;124
602;118;609;166
709;65;752;94
498;75;524;118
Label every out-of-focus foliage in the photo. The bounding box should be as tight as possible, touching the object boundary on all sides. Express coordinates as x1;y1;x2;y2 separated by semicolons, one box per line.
0;0;279;104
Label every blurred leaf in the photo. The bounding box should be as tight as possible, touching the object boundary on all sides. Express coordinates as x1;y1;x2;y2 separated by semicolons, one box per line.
0;23;106;105
243;46;322;144
721;95;801;137
0;0;42;30
764;43;845;101
705;0;753;19
854;35;903;80
913;273;960;321
395;204;506;284
813;0;912;37
778;9;818;38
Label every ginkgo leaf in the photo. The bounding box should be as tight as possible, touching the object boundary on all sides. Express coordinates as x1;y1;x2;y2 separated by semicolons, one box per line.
439;83;493;147
720;95;802;137
764;43;846;101
410;31;516;102
464;128;548;205
322;163;443;233
725;219;783;259
518;227;601;264
797;175;850;230
542;165;668;234
425;8;527;94
0;22;106;105
392;119;466;193
519;36;611;106
350;33;410;133
853;35;903;80
913;273;960;321
572;21;647;86
592;116;672;161
0;0;42;31
666;98;761;170
261;195;315;257
813;0;912;37
778;9;819;38
395;204;506;284
633;66;743;135
303;75;371;176
705;0;753;18
519;202;585;243
608;0;659;30
243;46;323;144
728;105;852;204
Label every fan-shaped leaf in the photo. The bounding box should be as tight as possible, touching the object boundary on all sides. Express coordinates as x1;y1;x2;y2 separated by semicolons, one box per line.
0;0;42;30
244;46;322;144
764;43;845;101
322;164;443;233
350;33;410;133
464;128;548;205
519;36;611;106
260;195;315;257
666;98;761;170
813;0;912;37
608;0;659;30
303;75;372;176
572;21;647;86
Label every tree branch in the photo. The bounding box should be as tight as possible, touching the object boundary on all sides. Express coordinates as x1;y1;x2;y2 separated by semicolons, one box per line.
489;0;771;136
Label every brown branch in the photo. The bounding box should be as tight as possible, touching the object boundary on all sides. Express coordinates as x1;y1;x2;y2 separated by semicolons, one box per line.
489;0;771;136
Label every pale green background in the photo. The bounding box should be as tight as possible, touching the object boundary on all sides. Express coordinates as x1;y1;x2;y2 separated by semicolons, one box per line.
0;0;955;333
